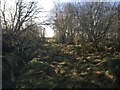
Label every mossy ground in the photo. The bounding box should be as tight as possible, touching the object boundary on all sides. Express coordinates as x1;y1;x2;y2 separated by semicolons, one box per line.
14;43;120;88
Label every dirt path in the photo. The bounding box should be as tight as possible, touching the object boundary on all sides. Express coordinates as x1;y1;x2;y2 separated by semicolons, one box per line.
13;43;116;88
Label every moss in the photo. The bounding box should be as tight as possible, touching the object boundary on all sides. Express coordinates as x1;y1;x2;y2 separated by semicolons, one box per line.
108;58;120;77
14;60;58;88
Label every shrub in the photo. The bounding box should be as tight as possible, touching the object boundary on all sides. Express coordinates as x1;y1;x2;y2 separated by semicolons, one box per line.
108;58;120;87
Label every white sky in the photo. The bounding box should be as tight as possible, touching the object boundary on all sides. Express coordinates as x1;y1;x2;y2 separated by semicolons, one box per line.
39;0;55;37
38;0;73;37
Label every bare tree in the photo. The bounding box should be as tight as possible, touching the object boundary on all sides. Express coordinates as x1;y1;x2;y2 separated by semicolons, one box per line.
74;2;118;52
1;0;42;52
1;0;41;37
51;1;119;52
52;3;77;44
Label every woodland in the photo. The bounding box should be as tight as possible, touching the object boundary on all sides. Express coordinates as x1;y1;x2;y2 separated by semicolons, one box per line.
1;0;120;88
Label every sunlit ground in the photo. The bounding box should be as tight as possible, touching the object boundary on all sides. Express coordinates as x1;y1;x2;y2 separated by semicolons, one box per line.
14;43;120;88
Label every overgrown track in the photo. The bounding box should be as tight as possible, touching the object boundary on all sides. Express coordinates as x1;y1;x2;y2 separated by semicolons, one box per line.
14;43;120;88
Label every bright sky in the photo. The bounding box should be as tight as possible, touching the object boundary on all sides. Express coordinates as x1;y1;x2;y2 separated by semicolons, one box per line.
39;0;55;37
38;0;73;37
1;0;120;37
